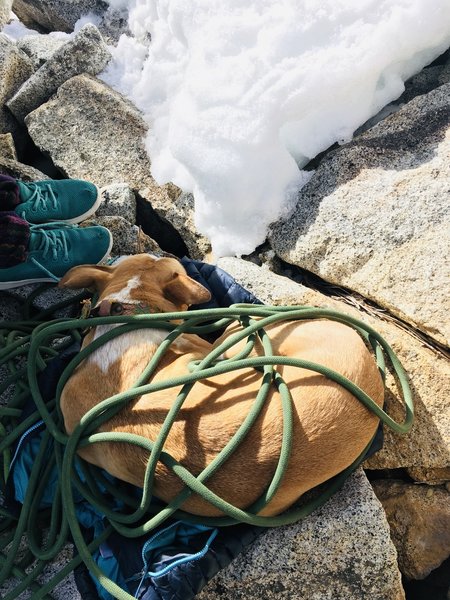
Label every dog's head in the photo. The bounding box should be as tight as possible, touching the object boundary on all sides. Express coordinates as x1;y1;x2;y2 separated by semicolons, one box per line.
59;254;211;315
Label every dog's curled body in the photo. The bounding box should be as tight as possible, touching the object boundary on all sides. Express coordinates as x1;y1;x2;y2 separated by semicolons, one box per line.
59;254;384;517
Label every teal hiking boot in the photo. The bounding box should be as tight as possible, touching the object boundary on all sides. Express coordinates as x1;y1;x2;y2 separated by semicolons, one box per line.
0;223;113;290
15;179;100;224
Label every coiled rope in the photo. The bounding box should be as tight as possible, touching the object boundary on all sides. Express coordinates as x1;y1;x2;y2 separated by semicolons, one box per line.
0;299;413;599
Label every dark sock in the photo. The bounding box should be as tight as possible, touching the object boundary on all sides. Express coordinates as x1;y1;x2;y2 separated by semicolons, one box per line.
0;212;30;267
0;174;20;210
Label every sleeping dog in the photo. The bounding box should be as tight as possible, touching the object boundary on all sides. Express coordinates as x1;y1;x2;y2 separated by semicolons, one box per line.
59;254;384;517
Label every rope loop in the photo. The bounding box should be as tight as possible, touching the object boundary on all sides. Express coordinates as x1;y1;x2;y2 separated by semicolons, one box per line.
0;301;413;599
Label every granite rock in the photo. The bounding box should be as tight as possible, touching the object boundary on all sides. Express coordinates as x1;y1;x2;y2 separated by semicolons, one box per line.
12;0;129;43
406;466;450;486
12;0;99;32
94;5;131;45
96;183;137;224
0;0;12;29
399;63;450;104
199;470;404;600
0;155;48;180
372;480;450;580
0;33;35;149
25;74;152;188
217;256;312;305
12;0;104;33
160;191;212;259
7;24;111;122
269;84;450;346
0;132;17;159
83;215;162;256
0;282;81;321
0;539;80;599
17;33;65;69
25;74;209;258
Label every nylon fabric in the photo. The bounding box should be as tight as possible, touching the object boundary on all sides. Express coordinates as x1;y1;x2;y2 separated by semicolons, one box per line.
181;258;263;310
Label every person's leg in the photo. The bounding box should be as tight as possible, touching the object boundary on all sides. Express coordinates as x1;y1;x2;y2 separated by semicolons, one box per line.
0;212;30;268
0;174;20;211
0;175;113;289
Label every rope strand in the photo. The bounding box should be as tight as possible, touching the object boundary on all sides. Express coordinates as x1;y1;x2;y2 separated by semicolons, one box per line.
0;303;413;599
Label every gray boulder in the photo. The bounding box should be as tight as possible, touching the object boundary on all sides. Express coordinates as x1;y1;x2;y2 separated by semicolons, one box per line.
17;33;65;69
372;480;450;580
25;74;151;188
0;155;47;180
162;191;212;259
12;0;103;32
0;132;17;159
0;33;35;149
400;63;450;104
83;215;162;256
200;470;405;600
0;0;12;29
269;84;450;346
7;24;111;122
12;0;129;42
25;74;210;258
406;466;450;486
96;183;137;224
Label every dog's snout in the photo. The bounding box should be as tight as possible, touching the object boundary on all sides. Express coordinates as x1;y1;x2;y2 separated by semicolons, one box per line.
97;299;113;317
92;300;125;317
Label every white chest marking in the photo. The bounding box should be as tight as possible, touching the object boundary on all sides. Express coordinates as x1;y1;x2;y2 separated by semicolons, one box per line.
88;326;168;373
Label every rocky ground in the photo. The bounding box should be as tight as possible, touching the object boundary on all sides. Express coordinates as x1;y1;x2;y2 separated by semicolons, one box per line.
0;2;449;599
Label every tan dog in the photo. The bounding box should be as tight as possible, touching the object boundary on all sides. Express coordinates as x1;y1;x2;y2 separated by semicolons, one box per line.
59;254;384;517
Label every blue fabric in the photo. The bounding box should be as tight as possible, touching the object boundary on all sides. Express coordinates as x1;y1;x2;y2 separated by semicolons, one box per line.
13;428;52;506
91;522;130;600
139;522;218;580
104;522;262;600
181;258;262;310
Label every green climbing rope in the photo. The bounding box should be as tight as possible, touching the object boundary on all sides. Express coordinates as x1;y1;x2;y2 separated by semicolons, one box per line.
0;296;413;600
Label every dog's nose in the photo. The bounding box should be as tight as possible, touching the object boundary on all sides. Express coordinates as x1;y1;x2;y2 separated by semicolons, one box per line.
97;299;113;316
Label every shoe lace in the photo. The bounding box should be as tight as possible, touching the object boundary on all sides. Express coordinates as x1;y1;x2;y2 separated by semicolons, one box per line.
20;182;58;217
29;223;75;282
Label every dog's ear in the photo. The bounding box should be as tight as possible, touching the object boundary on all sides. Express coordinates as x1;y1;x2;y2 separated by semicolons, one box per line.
59;265;113;292
164;273;211;307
